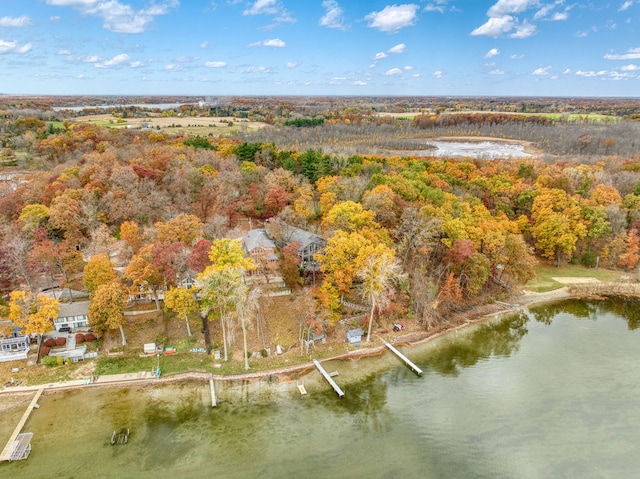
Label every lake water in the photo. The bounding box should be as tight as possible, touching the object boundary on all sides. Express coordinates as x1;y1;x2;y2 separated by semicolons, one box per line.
425;140;532;159
2;298;639;478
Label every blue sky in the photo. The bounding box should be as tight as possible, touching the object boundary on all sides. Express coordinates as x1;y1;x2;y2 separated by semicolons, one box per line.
1;0;639;97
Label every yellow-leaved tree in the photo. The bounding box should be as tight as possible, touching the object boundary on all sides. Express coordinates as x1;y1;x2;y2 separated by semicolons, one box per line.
88;281;127;346
196;239;255;365
164;286;197;337
8;290;60;339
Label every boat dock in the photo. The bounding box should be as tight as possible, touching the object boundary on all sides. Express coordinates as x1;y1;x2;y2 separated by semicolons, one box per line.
0;387;44;462
209;373;217;407
313;359;344;398
384;342;423;376
110;428;130;445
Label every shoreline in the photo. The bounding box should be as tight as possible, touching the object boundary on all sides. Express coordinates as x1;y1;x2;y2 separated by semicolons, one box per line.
0;286;580;397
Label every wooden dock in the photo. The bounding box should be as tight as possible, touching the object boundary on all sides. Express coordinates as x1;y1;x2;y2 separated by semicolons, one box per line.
384;342;423;376
209;373;217;407
0;387;44;462
313;359;344;398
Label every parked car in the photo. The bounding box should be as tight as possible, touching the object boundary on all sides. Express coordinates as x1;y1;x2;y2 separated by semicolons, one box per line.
59;325;71;333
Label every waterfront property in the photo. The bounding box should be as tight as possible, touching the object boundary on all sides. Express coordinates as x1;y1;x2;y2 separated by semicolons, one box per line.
54;301;90;332
0;335;29;363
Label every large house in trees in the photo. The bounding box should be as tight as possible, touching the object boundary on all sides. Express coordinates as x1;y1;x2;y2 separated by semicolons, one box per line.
241;229;279;275
285;226;326;273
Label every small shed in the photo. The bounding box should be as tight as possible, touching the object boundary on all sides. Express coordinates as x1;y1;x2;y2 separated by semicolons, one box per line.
346;328;364;344
143;343;157;354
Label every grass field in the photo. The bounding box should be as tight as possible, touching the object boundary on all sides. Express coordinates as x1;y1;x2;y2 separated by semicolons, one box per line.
67;114;268;136
525;263;625;292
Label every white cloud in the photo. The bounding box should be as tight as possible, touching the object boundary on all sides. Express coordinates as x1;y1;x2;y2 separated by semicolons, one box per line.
473;0;539;38
424;1;449;14
620;64;639;71
604;48;640;60
433;70;443;78
243;0;295;23
489;69;505;74
129;61;143;68
164;64;182;72
0;16;32;27
510;21;536;38
286;61;298;68
471;15;516;37
532;65;551;75
563;68;571;74
384;67;403;76
249;38;286;47
551;12;568;21
576;70;608;77
57;49;71;55
84;55;100;63
243;66;270;73
95;53;130;68
200;41;209;49
411;73;421;77
365;4;419;33
619;1;634;11
263;38;285;47
244;0;278;15
45;0;178;33
353;80;367;86
0;40;32;54
403;65;413;70
487;0;536;17
319;0;346;30
204;61;227;68
374;52;388;60
510;54;524;59
485;48;500;58
388;43;406;54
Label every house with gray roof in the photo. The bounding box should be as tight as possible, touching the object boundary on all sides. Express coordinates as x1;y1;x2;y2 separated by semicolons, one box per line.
54;301;91;332
241;229;279;274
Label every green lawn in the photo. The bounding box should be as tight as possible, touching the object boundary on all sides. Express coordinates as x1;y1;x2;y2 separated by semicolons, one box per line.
525;263;624;292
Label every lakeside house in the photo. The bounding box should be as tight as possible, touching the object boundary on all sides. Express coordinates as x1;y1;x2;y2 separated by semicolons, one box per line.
0;321;29;363
241;229;279;275
267;222;326;273
54;301;91;332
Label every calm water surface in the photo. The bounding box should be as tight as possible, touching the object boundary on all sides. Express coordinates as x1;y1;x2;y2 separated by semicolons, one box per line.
2;298;640;478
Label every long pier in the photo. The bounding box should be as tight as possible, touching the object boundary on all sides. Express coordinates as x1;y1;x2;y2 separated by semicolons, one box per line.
384;342;423;376
313;359;344;398
209;373;217;407
0;387;44;462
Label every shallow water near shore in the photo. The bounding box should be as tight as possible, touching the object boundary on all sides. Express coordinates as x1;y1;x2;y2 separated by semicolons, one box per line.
2;297;640;478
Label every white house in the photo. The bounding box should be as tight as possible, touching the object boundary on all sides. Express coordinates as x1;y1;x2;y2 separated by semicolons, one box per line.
0;320;29;363
54;301;91;332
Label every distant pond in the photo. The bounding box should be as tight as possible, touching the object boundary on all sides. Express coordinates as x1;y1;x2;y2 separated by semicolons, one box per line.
3;297;640;478
423;140;532;159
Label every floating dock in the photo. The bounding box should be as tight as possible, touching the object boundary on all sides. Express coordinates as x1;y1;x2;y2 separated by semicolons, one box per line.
384;342;423;376
0;387;44;462
209;373;217;407
110;429;130;445
313;359;344;398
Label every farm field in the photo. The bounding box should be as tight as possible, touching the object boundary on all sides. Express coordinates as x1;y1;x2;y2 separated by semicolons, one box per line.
72;113;270;136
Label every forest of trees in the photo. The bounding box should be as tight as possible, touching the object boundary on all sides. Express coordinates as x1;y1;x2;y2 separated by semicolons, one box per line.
2;96;640;342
